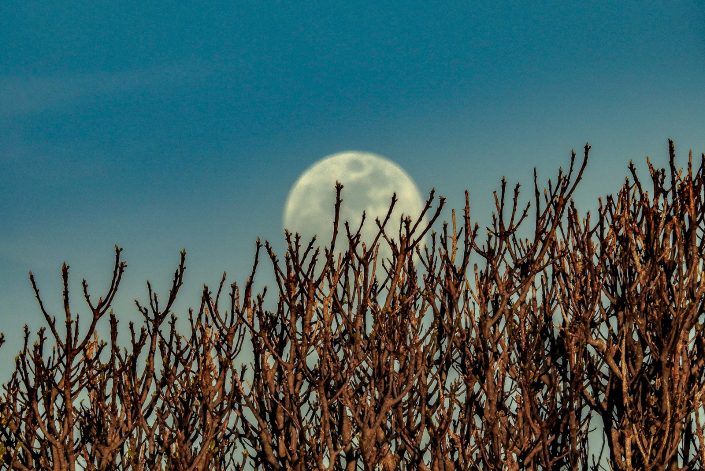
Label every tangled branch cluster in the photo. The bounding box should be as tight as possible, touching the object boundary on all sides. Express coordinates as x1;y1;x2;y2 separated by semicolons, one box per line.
1;141;705;470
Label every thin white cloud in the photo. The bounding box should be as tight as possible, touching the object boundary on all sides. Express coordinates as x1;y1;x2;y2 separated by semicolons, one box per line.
0;62;209;118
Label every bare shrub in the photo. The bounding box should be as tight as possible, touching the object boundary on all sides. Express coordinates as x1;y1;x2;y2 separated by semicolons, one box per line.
0;141;703;470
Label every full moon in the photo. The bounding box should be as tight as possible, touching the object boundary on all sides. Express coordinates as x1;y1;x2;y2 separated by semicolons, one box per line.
283;151;425;262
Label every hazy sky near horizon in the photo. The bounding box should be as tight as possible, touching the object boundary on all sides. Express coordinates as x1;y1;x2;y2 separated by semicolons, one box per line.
1;1;705;368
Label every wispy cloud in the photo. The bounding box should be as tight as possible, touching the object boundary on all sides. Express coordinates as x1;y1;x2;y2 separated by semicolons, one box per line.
0;62;210;118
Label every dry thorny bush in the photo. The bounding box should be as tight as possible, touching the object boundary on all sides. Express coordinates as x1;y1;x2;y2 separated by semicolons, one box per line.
0;141;704;470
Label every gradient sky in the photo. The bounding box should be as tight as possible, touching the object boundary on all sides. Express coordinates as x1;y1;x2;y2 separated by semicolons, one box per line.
1;1;705;372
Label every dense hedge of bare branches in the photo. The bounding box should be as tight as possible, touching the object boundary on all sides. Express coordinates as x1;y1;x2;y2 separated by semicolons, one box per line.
1;141;705;470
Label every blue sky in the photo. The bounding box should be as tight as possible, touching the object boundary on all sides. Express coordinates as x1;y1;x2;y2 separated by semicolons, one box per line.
1;1;704;369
